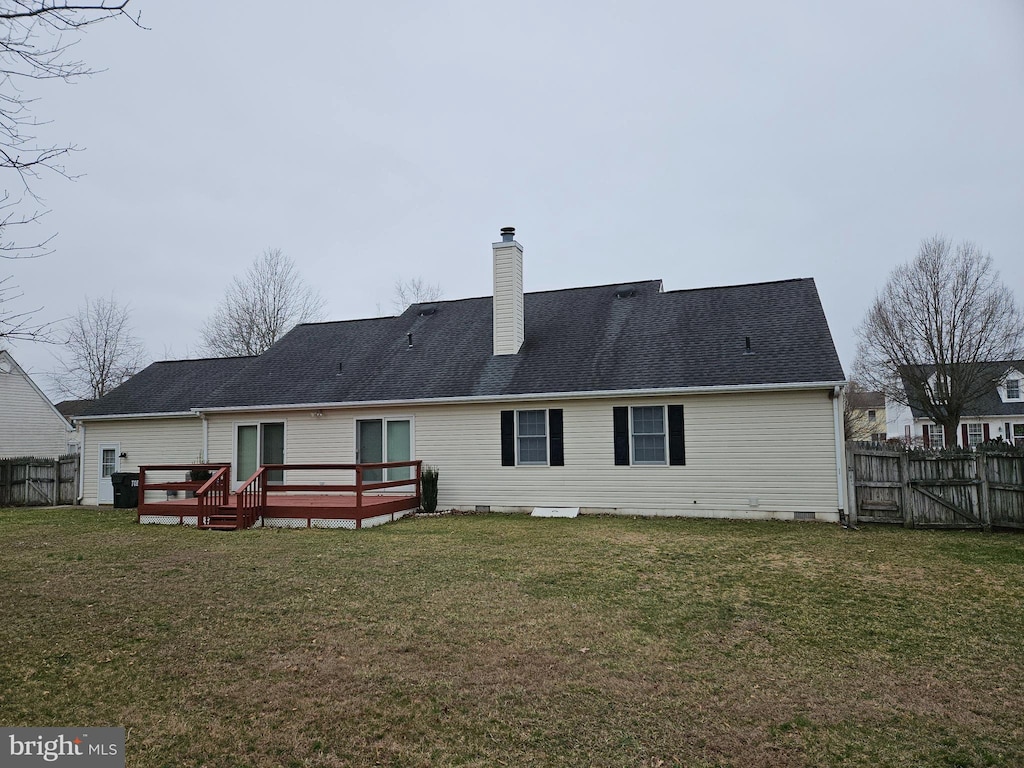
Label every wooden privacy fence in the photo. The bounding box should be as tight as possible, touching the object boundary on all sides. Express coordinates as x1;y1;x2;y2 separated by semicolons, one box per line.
846;442;1024;530
0;455;79;506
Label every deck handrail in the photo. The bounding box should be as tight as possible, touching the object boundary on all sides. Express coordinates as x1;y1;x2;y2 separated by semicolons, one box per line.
196;466;231;528
235;466;268;529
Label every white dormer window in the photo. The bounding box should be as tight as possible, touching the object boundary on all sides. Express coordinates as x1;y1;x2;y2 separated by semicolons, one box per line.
1008;379;1021;400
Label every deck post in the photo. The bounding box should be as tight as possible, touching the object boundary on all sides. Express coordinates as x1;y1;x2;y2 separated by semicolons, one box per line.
137;466;146;521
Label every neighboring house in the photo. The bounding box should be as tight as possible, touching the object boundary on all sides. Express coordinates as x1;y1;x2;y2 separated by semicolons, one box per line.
0;349;77;458
846;389;886;442
75;229;849;521
886;363;1024;447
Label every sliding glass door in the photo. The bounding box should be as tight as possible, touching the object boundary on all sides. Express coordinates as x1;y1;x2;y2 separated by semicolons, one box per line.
357;418;412;484
235;422;285;486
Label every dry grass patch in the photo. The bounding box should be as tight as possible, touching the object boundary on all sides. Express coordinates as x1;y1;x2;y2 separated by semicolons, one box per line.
2;508;1023;767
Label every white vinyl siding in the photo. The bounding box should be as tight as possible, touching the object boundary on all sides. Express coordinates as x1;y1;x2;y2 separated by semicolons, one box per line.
0;353;74;458
80;417;203;505
204;389;839;520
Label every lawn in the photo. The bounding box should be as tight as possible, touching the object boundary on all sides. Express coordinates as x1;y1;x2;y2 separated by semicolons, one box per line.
2;508;1023;768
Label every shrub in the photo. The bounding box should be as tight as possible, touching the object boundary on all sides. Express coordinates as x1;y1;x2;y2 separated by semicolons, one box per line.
421;466;439;513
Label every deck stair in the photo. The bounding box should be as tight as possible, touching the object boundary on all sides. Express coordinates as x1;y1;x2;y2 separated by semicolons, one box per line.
202;503;242;531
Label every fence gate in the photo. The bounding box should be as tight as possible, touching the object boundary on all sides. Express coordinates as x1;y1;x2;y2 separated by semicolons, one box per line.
907;455;981;529
846;442;1024;530
0;456;80;506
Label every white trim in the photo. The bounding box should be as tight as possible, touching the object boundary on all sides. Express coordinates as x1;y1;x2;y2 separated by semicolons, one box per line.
355;415;416;483
232;419;287;487
192;380;848;416
97;442;120;505
514;408;549;467
629;404;669;466
77;411;199;422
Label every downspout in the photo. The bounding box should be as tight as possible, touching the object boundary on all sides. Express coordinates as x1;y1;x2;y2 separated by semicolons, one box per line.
201;413;209;462
77;422;86;505
832;385;846;516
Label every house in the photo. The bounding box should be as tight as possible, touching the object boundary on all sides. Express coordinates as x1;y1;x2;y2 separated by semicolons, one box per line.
846;389;886;442
0;349;77;458
75;228;849;524
886;363;1024;447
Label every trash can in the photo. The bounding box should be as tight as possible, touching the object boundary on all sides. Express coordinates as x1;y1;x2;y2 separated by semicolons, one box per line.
111;472;140;508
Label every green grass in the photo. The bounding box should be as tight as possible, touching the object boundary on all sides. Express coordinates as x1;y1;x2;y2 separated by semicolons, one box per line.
2;507;1023;767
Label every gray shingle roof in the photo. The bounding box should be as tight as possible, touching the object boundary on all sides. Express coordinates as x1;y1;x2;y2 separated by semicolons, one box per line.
77;278;845;417
197;277;845;409
905;361;1024;418
77;356;256;417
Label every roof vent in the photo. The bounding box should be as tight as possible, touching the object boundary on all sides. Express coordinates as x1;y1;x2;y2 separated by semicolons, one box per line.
417;304;438;316
614;285;636;299
500;226;515;242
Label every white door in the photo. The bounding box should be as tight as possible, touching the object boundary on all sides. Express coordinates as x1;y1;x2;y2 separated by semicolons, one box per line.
97;443;120;505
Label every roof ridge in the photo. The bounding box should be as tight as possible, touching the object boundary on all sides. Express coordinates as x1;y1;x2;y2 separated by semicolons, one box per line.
660;277;813;296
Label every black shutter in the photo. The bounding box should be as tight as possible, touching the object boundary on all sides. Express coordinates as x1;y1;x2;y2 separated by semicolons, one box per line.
549;409;564;466
613;407;629;465
501;410;515;466
668;404;686;465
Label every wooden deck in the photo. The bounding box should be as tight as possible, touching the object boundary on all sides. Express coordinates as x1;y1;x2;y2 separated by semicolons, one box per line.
138;461;422;530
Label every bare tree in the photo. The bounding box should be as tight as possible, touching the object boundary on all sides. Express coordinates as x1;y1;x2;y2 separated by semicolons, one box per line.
0;2;142;337
54;293;146;399
393;276;443;313
201;248;326;357
0;274;48;340
855;236;1024;446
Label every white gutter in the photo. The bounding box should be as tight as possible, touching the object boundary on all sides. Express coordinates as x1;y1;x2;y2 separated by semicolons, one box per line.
192;380;849;415
832;384;846;513
76;411;199;422
77;422;86;505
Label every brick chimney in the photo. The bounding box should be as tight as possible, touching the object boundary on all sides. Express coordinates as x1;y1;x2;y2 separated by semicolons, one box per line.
492;227;524;356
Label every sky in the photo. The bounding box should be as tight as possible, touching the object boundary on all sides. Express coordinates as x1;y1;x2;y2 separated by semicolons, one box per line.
2;0;1023;400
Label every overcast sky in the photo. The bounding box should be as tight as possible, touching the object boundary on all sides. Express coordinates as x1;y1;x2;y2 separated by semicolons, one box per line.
3;0;1023;400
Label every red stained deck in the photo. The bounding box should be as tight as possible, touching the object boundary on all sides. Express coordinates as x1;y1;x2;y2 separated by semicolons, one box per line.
138;461;422;530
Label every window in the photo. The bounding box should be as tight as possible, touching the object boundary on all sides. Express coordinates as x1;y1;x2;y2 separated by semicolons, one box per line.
871;433;886;443
631;406;667;465
925;424;945;447
613;405;685;466
1007;379;1021;400
967;423;984;447
101;448;116;478
516;410;548;465
867;410;876;422
1014;424;1024;447
500;409;564;467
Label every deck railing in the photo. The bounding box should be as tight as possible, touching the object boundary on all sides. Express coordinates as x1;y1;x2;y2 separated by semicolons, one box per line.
140;460;422;529
257;461;422;507
196;466;231;528
138;464;231;517
235;466;268;530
